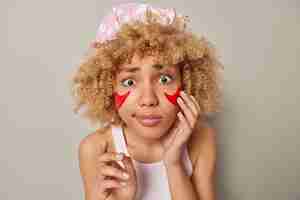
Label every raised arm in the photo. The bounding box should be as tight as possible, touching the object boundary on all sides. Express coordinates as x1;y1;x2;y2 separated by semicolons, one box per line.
78;131;137;200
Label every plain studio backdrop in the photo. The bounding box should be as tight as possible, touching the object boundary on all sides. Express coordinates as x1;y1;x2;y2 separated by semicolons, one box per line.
2;0;299;199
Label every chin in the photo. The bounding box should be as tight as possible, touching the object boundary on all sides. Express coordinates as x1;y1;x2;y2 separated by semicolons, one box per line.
135;121;172;139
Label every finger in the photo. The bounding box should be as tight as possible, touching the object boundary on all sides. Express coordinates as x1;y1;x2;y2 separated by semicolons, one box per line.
116;160;126;170
180;91;199;117
92;188;110;200
92;175;110;200
101;179;127;189
177;97;196;128
99;164;130;181
161;119;180;148
98;152;124;163
122;156;136;184
177;112;192;132
97;152;125;172
108;158;126;170
190;95;201;113
109;159;126;171
176;112;192;144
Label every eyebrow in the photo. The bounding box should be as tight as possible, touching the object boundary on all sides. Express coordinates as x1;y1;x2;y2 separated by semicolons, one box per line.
119;64;169;73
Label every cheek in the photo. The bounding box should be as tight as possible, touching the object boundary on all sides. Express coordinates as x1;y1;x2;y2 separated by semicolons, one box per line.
164;87;181;106
113;91;131;109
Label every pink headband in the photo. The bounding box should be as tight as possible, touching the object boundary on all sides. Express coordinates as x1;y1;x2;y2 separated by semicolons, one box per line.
92;3;186;45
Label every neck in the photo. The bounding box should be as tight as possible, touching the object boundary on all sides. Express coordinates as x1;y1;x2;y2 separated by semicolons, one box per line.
122;124;165;163
122;125;162;150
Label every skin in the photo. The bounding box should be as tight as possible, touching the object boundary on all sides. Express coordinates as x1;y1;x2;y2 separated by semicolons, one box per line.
113;91;131;109
78;53;217;200
164;87;182;106
113;87;181;110
114;53;182;148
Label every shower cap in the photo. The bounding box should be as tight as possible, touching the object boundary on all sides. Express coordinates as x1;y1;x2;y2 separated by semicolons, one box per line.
93;3;187;44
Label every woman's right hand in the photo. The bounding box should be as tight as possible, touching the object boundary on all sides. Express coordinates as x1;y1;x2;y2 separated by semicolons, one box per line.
92;152;137;200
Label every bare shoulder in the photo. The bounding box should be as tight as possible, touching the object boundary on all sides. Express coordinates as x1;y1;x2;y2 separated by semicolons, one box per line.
78;125;114;178
78;125;113;158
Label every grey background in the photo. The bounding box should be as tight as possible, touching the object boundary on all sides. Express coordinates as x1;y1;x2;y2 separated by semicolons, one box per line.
2;0;299;199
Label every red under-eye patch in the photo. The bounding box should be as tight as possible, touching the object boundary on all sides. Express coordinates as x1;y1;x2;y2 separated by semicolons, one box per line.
164;87;182;106
113;91;131;109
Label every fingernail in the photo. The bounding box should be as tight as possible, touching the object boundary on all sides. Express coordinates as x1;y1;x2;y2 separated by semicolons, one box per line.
123;172;129;179
120;181;127;186
116;153;124;161
177;112;182;117
177;97;183;104
117;161;126;169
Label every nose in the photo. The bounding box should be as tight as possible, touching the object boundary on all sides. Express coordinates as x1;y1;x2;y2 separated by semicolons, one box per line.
138;82;159;107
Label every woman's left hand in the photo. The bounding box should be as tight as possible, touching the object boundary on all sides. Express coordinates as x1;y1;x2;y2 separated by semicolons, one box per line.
161;90;202;166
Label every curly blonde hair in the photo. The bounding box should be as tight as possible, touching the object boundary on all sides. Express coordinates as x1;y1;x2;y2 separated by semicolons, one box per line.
70;12;223;127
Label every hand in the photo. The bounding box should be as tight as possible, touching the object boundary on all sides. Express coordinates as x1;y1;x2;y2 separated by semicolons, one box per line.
162;91;201;166
92;152;137;200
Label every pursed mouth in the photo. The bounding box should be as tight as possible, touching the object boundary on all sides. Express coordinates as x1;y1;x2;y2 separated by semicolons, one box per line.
133;114;163;127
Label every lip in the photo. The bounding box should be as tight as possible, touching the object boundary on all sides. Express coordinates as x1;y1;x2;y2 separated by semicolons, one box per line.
134;114;162;127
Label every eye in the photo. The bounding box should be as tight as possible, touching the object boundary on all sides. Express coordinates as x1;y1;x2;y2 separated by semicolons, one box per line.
159;74;173;85
121;79;135;87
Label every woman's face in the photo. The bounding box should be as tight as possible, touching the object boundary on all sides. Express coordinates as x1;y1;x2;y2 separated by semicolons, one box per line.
114;53;182;140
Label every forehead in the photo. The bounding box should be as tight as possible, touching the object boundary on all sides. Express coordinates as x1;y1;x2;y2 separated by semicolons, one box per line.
118;54;178;73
